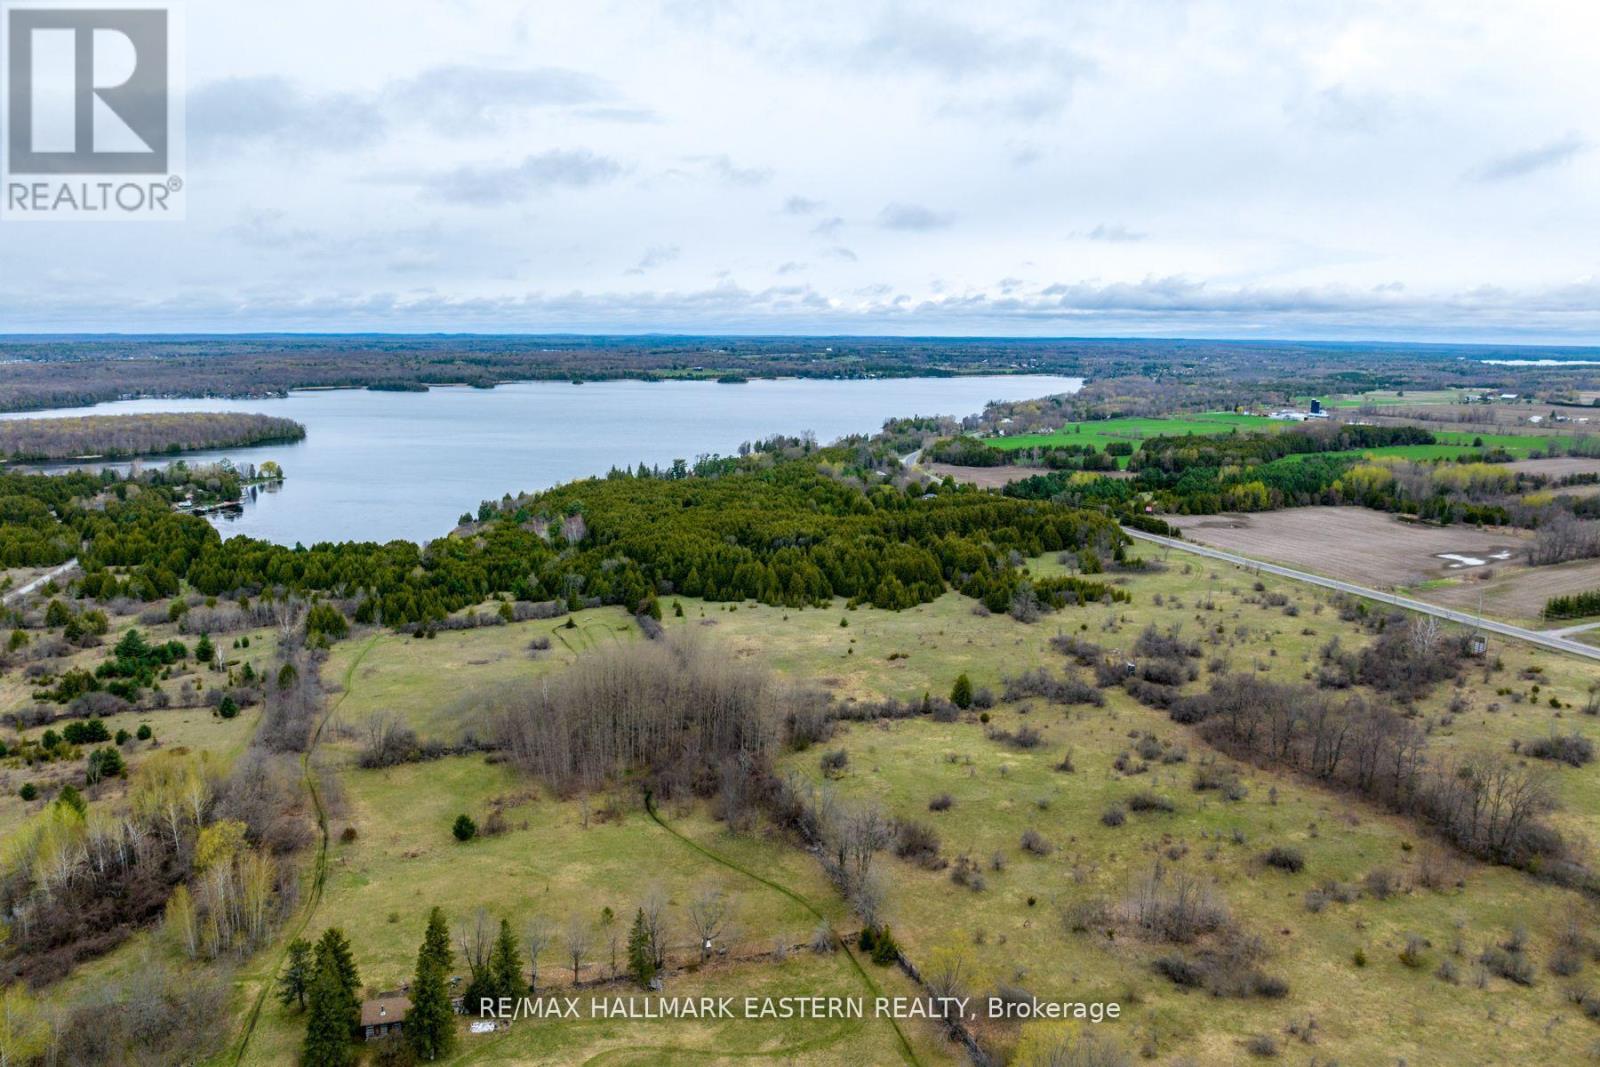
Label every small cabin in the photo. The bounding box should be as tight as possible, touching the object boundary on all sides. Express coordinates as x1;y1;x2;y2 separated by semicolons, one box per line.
361;995;412;1041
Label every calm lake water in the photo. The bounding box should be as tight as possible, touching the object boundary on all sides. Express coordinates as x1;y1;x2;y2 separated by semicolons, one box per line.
9;376;1081;545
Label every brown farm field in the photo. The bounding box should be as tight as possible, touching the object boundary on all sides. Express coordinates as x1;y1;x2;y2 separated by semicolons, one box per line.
1168;506;1600;625
1169;507;1529;588
1425;556;1600;623
1505;456;1600;480
921;462;1043;489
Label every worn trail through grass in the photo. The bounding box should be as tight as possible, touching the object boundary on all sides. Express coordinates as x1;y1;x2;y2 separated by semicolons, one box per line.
644;794;923;1067
228;632;382;1064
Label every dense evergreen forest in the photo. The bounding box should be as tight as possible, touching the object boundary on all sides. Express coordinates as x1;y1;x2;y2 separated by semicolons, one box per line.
0;412;303;462
4;446;1128;627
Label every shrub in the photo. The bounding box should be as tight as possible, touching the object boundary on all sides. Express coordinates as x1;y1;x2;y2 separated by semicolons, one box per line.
892;819;943;867
859;925;900;966
1262;847;1305;873
1125;866;1230;944
18;783;37;801
819;749;849;777
1479;946;1535;985
1520;732;1594;767
135;723;153;740
928;793;954;812
452;813;478;842
1400;935;1429;969
1363;868;1399;900
1126;791;1175;814
1101;804;1127;827
950;674;973;709
1020;829;1054;856
1246;1034;1280;1058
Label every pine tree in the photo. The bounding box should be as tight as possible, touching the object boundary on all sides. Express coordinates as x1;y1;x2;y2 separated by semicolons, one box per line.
302;956;355;1067
627;909;656;989
314;928;361;1035
195;633;215;663
407;907;457;1063
489;918;527;1002
277;938;314;1011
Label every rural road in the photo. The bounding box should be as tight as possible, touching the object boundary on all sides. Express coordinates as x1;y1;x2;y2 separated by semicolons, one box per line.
2;558;77;606
1123;529;1600;665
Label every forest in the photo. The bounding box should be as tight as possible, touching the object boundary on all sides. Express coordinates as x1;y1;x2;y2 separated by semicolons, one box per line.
0;412;304;462
0;335;1590;413
3;446;1129;627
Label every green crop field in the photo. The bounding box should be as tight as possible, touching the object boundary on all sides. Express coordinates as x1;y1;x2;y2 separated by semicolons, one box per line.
984;413;1281;457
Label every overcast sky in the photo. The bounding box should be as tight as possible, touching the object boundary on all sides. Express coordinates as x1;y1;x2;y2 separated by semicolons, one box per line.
4;0;1600;341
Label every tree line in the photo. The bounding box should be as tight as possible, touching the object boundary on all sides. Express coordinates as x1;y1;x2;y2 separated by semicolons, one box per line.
5;447;1128;626
0;412;303;462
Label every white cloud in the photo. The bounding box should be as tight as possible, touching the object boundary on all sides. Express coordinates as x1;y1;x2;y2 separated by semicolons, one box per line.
8;0;1600;342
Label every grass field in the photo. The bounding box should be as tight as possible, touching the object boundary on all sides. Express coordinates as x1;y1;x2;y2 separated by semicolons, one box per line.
981;408;1585;468
17;536;1600;1067
985;413;1279;457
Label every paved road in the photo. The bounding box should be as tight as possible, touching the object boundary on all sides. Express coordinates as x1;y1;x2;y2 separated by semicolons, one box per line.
1123;530;1600;664
2;558;77;607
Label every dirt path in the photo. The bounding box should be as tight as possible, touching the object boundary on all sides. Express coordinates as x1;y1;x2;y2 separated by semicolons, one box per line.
1;558;77;606
643;795;923;1067
229;632;382;1065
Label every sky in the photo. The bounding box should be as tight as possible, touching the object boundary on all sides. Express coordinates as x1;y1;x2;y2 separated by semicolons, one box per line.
3;0;1600;342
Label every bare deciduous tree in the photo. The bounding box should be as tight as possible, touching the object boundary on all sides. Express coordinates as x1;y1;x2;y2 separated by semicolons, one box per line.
687;887;732;962
564;916;591;985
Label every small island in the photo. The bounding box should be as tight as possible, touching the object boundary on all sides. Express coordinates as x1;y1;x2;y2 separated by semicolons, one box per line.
0;411;305;463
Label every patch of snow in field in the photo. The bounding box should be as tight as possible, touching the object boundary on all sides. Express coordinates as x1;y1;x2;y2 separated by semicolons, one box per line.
1438;553;1487;568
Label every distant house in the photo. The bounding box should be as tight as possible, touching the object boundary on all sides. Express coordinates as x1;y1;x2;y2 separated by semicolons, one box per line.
361;995;412;1041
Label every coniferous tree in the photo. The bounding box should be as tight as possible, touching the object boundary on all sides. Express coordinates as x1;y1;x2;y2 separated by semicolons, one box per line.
277;938;314;1011
627;909;656;989
314;928;361;1036
407;907;457;1062
489;918;528;1002
302;956;356;1067
950;673;973;709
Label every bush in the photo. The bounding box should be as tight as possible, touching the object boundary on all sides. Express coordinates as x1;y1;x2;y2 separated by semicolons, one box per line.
892;819;943;867
819;749;849;777
950;673;973;709
928;793;954;812
1479;946;1535;985
136;723;153;740
1101;804;1127;827
1262;847;1305;873
1126;791;1175;814
452;813;478;842
858;925;900;966
1521;732;1595;767
1363;868;1399;900
1020;828;1053;856
18;783;37;801
1246;1034;1280;1058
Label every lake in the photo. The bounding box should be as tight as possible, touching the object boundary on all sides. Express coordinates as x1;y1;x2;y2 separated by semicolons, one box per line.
8;375;1081;544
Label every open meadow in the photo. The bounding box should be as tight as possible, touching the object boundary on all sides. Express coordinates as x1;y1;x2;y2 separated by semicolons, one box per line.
217;539;1599;1065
